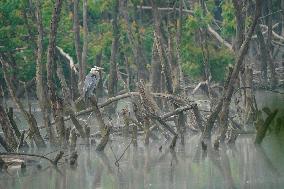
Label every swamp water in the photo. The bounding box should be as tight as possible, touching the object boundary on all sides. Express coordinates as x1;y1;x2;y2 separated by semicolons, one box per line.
0;90;283;189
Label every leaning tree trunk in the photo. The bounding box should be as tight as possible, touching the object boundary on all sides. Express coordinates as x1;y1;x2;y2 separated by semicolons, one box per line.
56;55;86;139
46;0;64;145
34;0;55;144
0;57;46;148
107;0;119;114
217;0;262;142
0;105;18;150
202;0;262;141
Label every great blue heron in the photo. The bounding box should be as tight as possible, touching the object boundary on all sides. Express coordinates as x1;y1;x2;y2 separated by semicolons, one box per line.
83;66;103;101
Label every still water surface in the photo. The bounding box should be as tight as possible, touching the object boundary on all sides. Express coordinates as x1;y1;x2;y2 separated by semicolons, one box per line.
0;90;283;189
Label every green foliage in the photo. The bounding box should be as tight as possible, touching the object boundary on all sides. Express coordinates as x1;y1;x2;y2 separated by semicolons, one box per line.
0;0;242;88
182;12;234;81
221;1;236;37
186;3;213;30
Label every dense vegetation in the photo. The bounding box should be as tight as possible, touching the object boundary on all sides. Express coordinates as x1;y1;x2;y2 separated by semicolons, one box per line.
0;0;236;84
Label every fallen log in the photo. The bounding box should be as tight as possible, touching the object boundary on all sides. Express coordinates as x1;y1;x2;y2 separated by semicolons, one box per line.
51;92;192;125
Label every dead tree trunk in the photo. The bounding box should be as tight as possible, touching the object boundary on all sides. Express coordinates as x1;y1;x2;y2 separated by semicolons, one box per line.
46;0;64;144
151;0;174;94
95;51;104;98
81;0;88;86
56;57;86;138
89;96;107;134
73;0;83;89
7;108;21;139
107;0;119;114
256;25;268;85
266;0;277;88
217;0;262;142
122;0;149;81
0;135;13;152
0;57;46;148
0;105;17;150
34;0;55;144
282;0;284;35
150;43;162;108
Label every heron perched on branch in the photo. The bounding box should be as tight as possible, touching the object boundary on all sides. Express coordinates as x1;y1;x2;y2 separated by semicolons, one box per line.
83;66;104;101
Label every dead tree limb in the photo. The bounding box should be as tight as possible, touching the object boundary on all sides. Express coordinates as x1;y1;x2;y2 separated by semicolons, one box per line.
56;46;78;74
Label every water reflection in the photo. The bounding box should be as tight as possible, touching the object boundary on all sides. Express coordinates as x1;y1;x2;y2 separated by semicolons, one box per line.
1;134;283;189
1;91;283;189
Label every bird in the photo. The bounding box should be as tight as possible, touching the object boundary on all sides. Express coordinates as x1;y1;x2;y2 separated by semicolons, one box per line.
83;66;103;102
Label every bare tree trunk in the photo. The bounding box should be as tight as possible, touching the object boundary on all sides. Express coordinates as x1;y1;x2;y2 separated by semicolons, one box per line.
46;0;64;144
73;0;83;89
56;56;86;139
0;57;46;148
282;0;284;35
175;0;185;93
256;24;268;85
217;0;262;142
151;0;173;94
108;0;119;113
266;0;277;88
81;0;88;86
89;96;107;134
0;105;17;150
7;108;21;139
95;51;104;98
34;0;55;144
150;43;162;108
122;0;149;81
